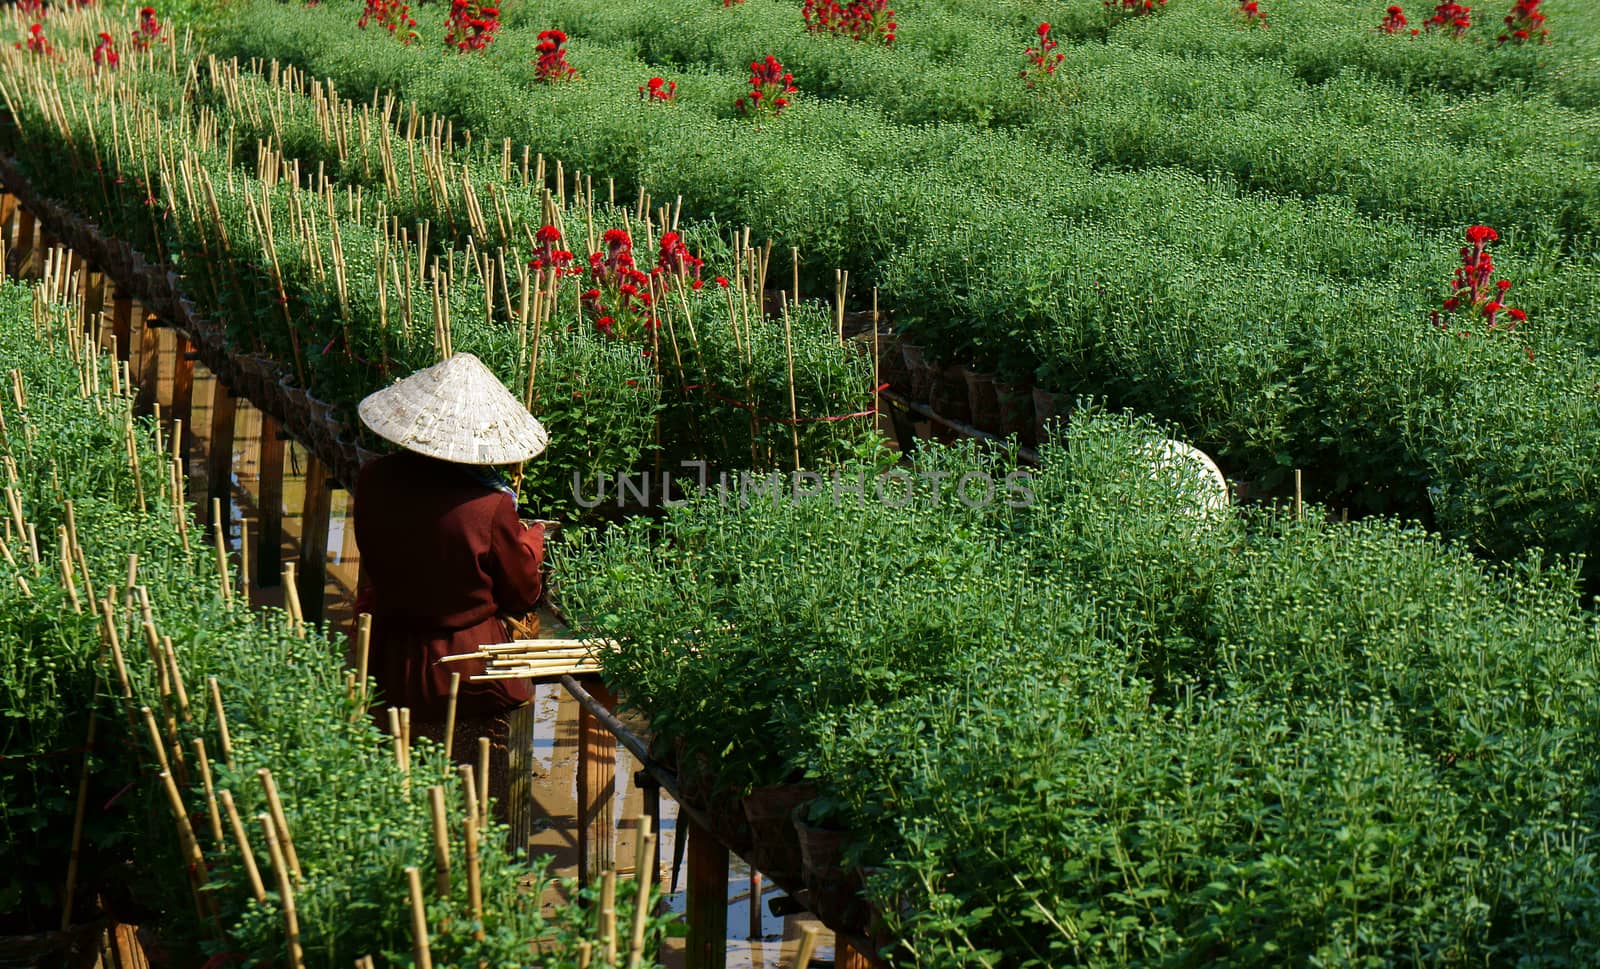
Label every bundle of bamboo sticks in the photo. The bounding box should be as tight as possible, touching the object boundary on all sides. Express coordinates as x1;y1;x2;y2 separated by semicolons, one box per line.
441;636;618;681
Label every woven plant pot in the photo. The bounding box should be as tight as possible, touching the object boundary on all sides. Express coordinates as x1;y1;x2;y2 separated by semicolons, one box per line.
743;782;815;884
931;364;970;425
899;342;934;400
962;367;1002;434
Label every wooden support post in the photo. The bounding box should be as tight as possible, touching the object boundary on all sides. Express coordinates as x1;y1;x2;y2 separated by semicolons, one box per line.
111;293;132;364
684;816;728;969
134;312;160;415
576;677;616;887
295;455;332;626
206;381;237;529
0;194;16;244
13;209;35;274
257;415;285;588
171;333;195;459
836;937;873;969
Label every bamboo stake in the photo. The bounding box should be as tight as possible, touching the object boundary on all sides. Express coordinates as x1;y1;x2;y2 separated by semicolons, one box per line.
406;867;434;969
209;676;233;765
354;613;372;713
282;562;304;636
192;737;225;848
625;815;656;969
428;786;451;896
793;925;822;969
461;772;484;940
442;672;460;760
140;706;172;776
260;814;305;969
159;769;211;919
388;707;407;772
220;789;267;903
60;713;96;932
258;768;303;885
162;635;192;723
476;737;490;828
781;300;802;473
600;871;618;967
101;602;136;725
211;498;233;603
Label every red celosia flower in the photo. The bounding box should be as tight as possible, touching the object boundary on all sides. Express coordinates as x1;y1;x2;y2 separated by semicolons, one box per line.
1104;0;1166;15
17;22;51;57
93;31;118;68
445;0;500;52
1423;1;1472;36
358;0;419;44
1498;0;1547;44
534;28;578;80
1238;0;1267;27
128;6;164;52
583;229;659;339
737;55;798;120
1431;224;1526;335
802;0;895;45
639;76;677;102
1379;4;1410;32
1022;22;1066;91
656;232;704;286
527;225;578;275
715;276;730;288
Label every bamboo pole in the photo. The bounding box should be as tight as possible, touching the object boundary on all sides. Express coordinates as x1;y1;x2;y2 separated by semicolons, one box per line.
477;738;490;829
260;814;305;969
428;786;451;896
192;737;225;848
220;789;267;903
600;871;618;967
208;676;233;765
625;815;656;969
354;612;371;712
406;867;435;969
159;769;212;920
60;713;96;932
442;672;460;760
258;768;303;885
461;776;484;940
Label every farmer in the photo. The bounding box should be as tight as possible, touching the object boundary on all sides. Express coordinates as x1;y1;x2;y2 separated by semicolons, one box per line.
350;352;550;815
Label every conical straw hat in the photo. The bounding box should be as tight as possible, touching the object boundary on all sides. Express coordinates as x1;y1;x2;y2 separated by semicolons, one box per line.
358;353;549;465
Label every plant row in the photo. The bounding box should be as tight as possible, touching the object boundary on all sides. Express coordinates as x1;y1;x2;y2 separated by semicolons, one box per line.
0;274;666;964
0;15;878;517
557;410;1600;967
196;0;1600;575
494;0;1600;244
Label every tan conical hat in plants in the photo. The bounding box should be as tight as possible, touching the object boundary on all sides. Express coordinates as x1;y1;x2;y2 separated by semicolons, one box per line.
358;353;549;465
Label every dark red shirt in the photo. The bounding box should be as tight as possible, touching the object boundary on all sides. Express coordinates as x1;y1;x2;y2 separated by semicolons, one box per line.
352;452;543;718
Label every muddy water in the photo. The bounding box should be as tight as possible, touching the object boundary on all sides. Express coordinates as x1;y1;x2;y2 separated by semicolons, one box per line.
131;322;838;968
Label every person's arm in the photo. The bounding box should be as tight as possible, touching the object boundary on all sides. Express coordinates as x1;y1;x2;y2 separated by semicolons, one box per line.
485;493;545;614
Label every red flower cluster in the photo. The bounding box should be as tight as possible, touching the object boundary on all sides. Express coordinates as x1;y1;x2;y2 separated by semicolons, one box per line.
358;0;419;44
583;229;657;339
129;7;164;52
93;31;118;69
723;0;745;6
640;76;677;102
1432;225;1526;335
1105;0;1166;15
1239;0;1267;27
1379;5;1418;33
656;232;705;289
801;0;896;45
736;55;797;120
534;29;578;82
1499;0;1547;44
527;225;579;276
444;0;499;52
1423;1;1472;36
1022;22;1065;85
15;23;50;57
